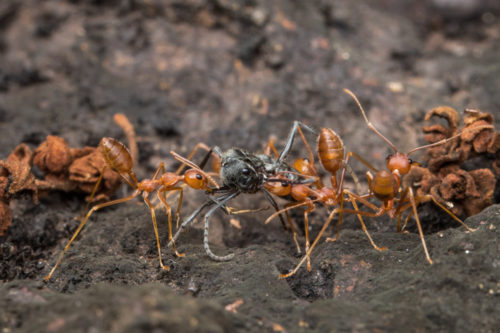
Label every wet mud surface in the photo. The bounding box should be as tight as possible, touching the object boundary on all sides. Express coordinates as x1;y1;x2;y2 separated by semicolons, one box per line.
1;0;500;332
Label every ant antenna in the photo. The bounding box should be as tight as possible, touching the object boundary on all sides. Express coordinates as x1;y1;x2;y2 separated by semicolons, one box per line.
170;151;220;189
344;89;398;153
407;124;494;155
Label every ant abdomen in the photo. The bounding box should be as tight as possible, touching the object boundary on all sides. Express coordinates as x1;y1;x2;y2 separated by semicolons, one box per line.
99;137;133;174
317;128;344;174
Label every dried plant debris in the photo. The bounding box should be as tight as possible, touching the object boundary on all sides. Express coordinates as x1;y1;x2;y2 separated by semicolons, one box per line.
0;114;136;236
412;106;499;216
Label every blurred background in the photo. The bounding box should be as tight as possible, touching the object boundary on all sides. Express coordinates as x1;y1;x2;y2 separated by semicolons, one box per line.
1;1;500;332
1;0;499;172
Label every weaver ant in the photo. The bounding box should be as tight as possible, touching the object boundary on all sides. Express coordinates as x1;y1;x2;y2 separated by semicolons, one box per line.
44;137;219;281
168;121;319;262
283;89;494;277
264;125;387;277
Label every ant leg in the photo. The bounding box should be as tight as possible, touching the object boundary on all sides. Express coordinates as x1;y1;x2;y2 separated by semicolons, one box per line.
326;194;345;243
344;152;379;173
395;188;416;234
407;188;433;265
158;188;185;257
276;202;304;254
168;200;215;247
78;166;107;220
333;191;387;251
278;121;317;163
423;194;477;232
303;201;316;271
143;195;170;271
263;136;280;158
280;207;342;278
400;211;413;233
285;210;301;254
204;192;239;261
264;200;317;225
44;190;141;281
262;189;289;230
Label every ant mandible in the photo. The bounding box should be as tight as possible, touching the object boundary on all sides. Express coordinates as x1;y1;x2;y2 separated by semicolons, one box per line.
44;137;219;281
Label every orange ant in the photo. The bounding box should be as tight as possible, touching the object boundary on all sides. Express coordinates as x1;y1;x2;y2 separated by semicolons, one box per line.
44;137;219;281
281;89;494;277
264;125;387;278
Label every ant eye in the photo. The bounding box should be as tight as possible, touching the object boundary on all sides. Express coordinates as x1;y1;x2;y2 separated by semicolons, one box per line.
281;181;290;187
196;173;203;180
386;154;393;161
408;159;413;164
241;168;250;175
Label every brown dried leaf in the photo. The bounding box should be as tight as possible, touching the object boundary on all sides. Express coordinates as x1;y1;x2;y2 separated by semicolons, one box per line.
438;169;479;201
7;143;32;165
0;201;12;236
422;124;449;143
403;166;440;197
69;146;95;160
68;149;104;184
463;108;493;126
0;160;37;196
35;174;78;193
487;132;500;153
424;106;460;136
68;149;121;195
462;169;496;216
33;136;73;174
0;176;8;200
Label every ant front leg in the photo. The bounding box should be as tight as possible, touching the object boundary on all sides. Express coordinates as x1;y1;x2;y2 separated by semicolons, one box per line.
158;188;185;257
405;187;433;265
143;194;171;271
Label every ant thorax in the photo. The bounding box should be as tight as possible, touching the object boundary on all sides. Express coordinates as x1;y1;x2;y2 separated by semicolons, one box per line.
219;149;267;193
218;149;297;193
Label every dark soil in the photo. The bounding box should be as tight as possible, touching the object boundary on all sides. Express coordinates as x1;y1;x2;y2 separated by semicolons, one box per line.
1;0;499;332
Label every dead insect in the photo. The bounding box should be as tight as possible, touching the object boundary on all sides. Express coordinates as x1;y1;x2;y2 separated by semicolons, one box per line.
44;138;219;281
169;121;318;262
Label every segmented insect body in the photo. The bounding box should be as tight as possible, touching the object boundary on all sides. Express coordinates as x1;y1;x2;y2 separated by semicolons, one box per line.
169;121;318;262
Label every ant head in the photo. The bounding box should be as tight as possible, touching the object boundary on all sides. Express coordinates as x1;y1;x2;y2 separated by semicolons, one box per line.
220;149;264;193
184;169;209;190
386;152;412;175
264;176;292;196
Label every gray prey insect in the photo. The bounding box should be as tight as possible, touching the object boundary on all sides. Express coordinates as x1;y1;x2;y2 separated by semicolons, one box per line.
168;121;318;261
